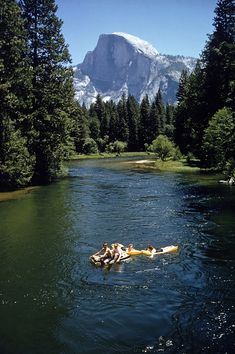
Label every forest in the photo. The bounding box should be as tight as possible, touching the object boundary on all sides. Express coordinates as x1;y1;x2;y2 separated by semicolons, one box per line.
0;0;234;190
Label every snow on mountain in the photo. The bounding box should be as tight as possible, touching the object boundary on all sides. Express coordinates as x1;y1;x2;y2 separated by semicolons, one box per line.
112;32;159;59
73;33;197;106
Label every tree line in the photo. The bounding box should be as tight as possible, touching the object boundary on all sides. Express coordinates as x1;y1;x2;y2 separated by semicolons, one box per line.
0;0;234;191
174;0;235;176
73;91;175;155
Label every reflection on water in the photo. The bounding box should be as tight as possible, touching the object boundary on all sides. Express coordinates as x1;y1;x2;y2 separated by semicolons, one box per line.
0;157;234;354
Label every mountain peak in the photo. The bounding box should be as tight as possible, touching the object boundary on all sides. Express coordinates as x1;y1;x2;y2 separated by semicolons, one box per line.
74;33;197;106
112;32;159;58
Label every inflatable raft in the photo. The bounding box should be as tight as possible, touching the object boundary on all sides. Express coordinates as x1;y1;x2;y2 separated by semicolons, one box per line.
127;249;143;255
90;252;130;266
142;245;178;256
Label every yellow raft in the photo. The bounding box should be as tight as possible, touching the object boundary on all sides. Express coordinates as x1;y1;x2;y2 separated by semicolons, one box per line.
127;249;143;255
142;245;178;256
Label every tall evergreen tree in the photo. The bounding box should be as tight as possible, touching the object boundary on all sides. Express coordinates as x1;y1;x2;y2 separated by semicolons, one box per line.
149;101;160;142
93;94;109;138
71;101;90;153
117;94;129;142
139;95;150;149
0;0;34;189
108;101;119;142
202;0;235;113
89;117;100;141
175;0;234;157
155;89;166;133
174;62;206;155
19;0;75;183
127;95;140;151
164;103;175;140
176;70;188;102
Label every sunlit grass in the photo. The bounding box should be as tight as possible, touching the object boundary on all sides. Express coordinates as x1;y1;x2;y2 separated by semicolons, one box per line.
70;152;202;172
70;152;149;160
152;159;201;172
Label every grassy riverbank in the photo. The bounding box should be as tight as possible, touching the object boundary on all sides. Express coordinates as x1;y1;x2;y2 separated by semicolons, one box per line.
70;152;149;160
133;159;202;173
71;152;202;173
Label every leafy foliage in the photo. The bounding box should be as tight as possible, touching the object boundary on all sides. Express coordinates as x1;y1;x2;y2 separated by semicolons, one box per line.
82;138;98;155
174;0;235;176
148;135;176;161
106;141;127;155
0;0;34;190
202;107;235;169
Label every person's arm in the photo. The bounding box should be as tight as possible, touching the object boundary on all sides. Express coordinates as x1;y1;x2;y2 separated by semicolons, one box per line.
93;248;102;256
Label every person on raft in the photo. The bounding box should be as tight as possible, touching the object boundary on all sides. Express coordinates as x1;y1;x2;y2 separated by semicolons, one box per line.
127;244;140;253
146;245;156;255
91;242;112;262
146;245;163;255
108;243;122;264
127;244;134;252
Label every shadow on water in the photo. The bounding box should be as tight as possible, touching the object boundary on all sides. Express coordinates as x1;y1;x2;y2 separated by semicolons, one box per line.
0;158;234;354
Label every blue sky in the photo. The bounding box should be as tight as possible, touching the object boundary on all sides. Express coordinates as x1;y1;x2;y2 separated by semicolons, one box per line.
56;0;218;65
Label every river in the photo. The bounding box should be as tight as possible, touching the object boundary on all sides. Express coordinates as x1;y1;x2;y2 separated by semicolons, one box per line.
0;158;234;354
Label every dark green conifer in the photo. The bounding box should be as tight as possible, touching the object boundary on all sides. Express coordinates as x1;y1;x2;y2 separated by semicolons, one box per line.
108;101;119;143
149;101;160;142
165;103;175;140
117;94;129;142
127;95;140;151
71;101;90;153
0;0;34;189
19;0;75;183
94;94;109;138
155;89;166;133
139;95;150;149
202;0;235;113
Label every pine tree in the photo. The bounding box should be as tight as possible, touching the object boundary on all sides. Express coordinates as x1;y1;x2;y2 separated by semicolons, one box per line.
0;0;34;189
117;94;129;142
202;0;235;114
176;70;188;102
164;103;175;140
155;89;166;133
94;94;109;138
108;101;119;142
139;95;150;149
19;0;75;183
149;101;160;142
175;0;234;157
127;95;140;151
71;101;90;153
174;61;206;155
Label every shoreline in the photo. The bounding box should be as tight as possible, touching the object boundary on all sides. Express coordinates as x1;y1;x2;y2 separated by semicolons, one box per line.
0;186;38;203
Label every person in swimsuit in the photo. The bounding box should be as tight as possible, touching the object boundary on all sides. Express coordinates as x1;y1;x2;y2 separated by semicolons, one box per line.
108;243;122;264
127;244;134;252
126;244;141;253
146;245;157;255
146;245;163;255
91;243;112;262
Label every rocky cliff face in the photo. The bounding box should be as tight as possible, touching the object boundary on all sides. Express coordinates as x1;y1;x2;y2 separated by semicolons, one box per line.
73;32;197;106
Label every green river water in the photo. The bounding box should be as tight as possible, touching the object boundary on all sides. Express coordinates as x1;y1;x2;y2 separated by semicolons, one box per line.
0;158;234;354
